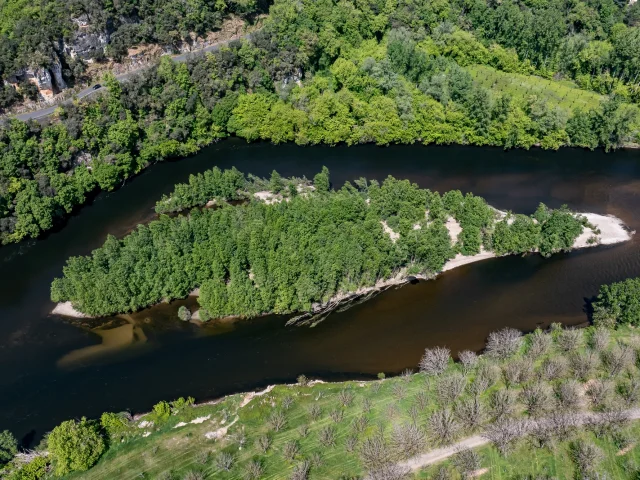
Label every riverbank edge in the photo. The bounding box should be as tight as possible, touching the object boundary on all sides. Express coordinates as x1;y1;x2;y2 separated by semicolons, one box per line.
51;212;633;320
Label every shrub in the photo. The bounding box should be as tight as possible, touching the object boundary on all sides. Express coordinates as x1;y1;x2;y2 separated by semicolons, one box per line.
308;404;321;421
48;418;106;475
297;374;309;386
338;389;355;407
290;460;310;480
183;471;205;480
151;401;171;423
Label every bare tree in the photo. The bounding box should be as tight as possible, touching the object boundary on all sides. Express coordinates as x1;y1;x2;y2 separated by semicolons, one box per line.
391;423;426;459
502;359;534;387
486;327;523;359
570;440;603;476
415;391;429;411
547;410;580;438
528;417;555;448
617;375;640;406
436;372;467;405
345;434;359;453
309;404;321;421
556;328;583;352
521;382;553;418
298;424;309;438
282;440;300;461
589;327;610;352
338;389;355;407
360;435;393;471
469;363;499;397
329;408;344;423
601;342;634;377
432;465;452;480
368;464;411;480
454;396;485;431
452;447;482;479
392;382;407;400
490;388;518;421
585;379;613;408
290;460;310;480
281;396;294;410
484;418;531;455
318;425;336;447
256;434;272;453
539;356;568;381
352;415;369;435
401;368;413;382
408;404;420;425
527;328;552;358
362;397;372;413
268;410;287;432
458;350;478;374
569;350;599;381
587;407;630;438
244;459;265;480
555;379;583;410
419;347;451;376
215;452;234;471
429;408;460;445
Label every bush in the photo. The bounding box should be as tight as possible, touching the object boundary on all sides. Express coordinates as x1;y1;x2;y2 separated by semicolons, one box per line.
100;412;129;438
151;401;171;423
48;418;106;475
8;456;48;480
178;306;191;321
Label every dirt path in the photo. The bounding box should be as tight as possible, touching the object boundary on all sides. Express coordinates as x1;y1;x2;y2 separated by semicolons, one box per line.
399;408;640;472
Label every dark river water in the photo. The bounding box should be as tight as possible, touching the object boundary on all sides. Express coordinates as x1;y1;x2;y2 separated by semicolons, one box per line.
1;140;639;446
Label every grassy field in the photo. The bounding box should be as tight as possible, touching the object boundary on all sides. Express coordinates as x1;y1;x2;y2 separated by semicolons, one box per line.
49;325;640;480
467;65;604;115
418;423;640;479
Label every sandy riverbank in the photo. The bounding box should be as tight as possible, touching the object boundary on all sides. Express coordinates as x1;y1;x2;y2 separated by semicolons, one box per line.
51;212;633;320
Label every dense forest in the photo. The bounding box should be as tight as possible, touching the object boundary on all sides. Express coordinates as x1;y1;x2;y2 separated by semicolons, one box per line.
2;0;640;245
50;168;586;318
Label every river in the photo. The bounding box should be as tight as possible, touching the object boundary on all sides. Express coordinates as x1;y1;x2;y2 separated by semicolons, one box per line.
1;140;639;446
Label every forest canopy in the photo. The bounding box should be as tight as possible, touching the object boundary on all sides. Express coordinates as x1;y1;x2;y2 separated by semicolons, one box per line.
51;168;586;318
2;0;639;245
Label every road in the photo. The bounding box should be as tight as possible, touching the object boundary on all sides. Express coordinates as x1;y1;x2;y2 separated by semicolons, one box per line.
13;34;251;122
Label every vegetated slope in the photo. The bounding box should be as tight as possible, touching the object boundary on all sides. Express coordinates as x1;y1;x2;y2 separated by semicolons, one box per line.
2;0;640;245
467;65;604;115
4;318;640;479
50;167;587;318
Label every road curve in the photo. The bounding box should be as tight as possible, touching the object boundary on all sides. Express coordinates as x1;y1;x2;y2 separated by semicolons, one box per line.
12;34;252;122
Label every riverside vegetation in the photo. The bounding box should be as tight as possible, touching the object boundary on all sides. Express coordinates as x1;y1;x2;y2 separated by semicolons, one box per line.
2;0;640;245
5;278;640;479
50;167;589;318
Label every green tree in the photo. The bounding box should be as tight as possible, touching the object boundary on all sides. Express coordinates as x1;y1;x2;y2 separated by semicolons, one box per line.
313;166;330;192
48;418;106;475
0;430;17;465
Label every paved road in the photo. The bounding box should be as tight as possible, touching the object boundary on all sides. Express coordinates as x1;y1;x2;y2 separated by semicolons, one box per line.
13;34;251;122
